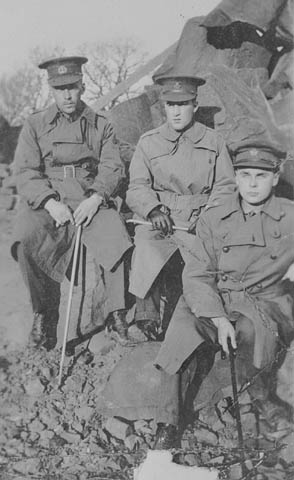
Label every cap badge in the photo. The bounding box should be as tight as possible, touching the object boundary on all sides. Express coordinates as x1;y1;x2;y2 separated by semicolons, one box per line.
249;148;258;158
173;81;183;91
58;65;67;74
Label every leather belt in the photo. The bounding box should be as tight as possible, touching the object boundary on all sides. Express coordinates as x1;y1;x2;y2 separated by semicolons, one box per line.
45;164;94;179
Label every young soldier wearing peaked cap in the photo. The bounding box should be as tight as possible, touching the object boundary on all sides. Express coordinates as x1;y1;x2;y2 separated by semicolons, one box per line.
101;139;294;448
99;73;235;447
12;56;132;351
126;73;236;340
154;138;294;435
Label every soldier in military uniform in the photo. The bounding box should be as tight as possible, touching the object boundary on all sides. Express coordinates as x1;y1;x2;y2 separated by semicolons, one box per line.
100;139;294;449
12;56;132;351
126;74;235;339
155;139;294;433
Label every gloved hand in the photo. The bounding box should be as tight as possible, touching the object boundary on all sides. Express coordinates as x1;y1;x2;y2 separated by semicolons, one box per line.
187;217;199;235
148;206;173;235
74;193;103;226
44;198;74;228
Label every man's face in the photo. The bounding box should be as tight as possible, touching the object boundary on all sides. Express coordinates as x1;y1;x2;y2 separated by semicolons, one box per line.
235;168;279;205
164;100;195;131
50;81;84;116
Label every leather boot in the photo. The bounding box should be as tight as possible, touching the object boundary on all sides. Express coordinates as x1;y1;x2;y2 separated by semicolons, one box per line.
106;310;129;344
153;423;179;449
28;313;47;348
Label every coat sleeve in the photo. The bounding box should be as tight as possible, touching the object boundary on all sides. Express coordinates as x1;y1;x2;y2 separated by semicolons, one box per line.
206;138;236;209
13;118;59;209
86;120;125;200
183;215;226;318
126;139;162;218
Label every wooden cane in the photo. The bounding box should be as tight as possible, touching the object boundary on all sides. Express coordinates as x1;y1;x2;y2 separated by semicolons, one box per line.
58;225;82;386
126;218;189;232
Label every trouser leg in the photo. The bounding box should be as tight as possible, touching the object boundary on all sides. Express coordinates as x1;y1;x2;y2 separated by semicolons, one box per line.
180;342;217;427
135;284;161;340
135;285;161;322
235;315;291;426
92;259;130;343
17;243;60;349
234;315;267;401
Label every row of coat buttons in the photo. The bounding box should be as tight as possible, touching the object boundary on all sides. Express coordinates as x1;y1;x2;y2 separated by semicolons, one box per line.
222;246;278;260
220;274;262;289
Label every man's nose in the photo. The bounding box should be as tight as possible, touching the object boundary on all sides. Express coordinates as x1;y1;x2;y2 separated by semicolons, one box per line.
249;176;257;187
63;89;71;99
173;105;180;115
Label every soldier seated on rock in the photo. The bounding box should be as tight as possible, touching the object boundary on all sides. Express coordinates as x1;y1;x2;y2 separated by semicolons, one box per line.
11;56;132;352
100;139;294;448
126;73;236;340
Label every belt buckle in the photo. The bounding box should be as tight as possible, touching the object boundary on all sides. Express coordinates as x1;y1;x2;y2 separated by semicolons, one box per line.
63;165;76;178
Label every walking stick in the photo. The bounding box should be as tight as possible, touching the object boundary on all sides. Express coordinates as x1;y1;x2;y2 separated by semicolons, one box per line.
228;339;247;476
58;225;82;386
126;218;189;232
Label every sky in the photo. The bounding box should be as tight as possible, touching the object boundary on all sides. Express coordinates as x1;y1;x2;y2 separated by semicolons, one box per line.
0;0;220;74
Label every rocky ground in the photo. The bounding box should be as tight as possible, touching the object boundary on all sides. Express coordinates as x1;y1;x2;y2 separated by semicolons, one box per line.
1;210;294;480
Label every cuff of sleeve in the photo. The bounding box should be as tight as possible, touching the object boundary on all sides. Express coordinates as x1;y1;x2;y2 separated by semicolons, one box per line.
85;187;109;203
144;202;163;219
31;190;60;210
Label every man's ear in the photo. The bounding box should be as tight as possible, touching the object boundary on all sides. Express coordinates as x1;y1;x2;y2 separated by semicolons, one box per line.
81;83;86;94
273;170;280;187
193;99;198;113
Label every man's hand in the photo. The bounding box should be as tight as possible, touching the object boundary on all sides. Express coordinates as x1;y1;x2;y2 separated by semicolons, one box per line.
148;206;173;235
74;193;103;227
188;217;198;235
211;316;237;355
45;198;74;227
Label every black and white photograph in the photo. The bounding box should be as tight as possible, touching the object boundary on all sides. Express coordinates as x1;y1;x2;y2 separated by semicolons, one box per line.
0;0;293;478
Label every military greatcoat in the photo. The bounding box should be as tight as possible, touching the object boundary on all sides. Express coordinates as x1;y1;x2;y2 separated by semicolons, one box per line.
155;192;294;374
126;121;236;298
12;102;131;282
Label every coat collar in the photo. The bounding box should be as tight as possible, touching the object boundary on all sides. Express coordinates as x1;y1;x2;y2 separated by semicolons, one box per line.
159;121;206;143
220;192;284;221
46;101;97;126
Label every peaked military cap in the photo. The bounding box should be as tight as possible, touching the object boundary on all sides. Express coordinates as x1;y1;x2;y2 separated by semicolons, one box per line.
232;139;286;171
154;74;206;101
38;56;88;87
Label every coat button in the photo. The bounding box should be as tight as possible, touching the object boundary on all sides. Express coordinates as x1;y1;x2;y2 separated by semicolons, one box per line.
256;283;262;289
222;246;230;253
272;230;281;238
221;274;228;281
270;254;277;260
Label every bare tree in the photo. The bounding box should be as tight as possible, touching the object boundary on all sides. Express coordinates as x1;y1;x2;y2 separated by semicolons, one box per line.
0;39;147;125
78;38;148;108
0;46;65;126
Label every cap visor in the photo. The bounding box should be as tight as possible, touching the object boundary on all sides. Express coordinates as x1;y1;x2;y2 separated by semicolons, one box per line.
49;74;82;87
234;161;276;170
160;92;196;102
